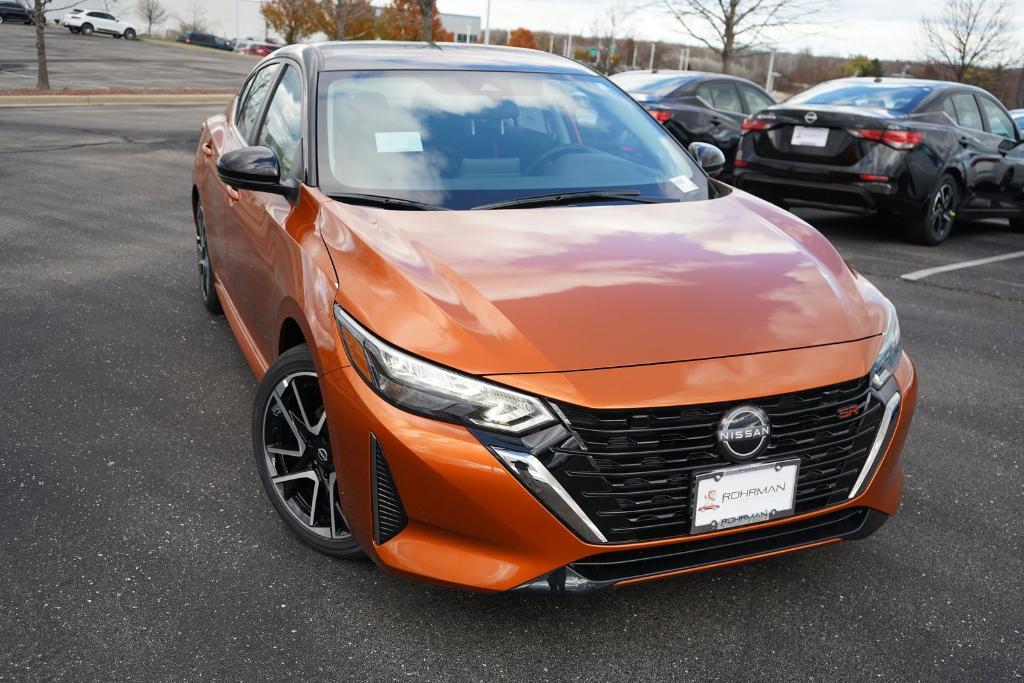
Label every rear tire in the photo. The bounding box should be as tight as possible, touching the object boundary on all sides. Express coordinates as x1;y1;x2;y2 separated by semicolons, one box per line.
80;23;93;36
252;345;364;559
905;174;958;245
0;15;5;25
193;201;222;314
1009;213;1024;233
123;28;136;40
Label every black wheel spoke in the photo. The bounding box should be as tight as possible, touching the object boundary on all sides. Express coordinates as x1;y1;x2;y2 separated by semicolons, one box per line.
262;372;350;540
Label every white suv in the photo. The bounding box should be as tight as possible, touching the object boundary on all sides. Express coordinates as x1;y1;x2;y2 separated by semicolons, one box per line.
62;9;137;39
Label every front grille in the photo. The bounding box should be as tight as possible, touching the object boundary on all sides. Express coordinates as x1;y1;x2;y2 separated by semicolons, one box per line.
371;435;407;544
550;376;884;543
569;507;884;583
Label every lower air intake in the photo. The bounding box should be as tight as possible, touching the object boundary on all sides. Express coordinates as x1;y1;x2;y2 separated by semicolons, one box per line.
371;434;407;544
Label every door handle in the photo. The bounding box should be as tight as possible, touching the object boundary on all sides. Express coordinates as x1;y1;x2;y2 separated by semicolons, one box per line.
201;142;214;157
710;116;722;126
226;186;239;201
958;136;970;147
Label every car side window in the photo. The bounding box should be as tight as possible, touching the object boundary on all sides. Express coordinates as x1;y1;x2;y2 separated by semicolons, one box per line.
697;82;743;114
950;93;984;131
941;97;958;124
739;85;774;114
978;97;1016;139
256;65;303;179
237;64;280;143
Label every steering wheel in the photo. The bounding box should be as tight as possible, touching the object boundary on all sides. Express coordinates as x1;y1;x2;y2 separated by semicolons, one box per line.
525;144;603;176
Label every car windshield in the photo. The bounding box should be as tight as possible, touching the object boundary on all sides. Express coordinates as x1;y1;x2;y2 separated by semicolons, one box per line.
610;73;694;97
787;82;931;114
316;70;708;210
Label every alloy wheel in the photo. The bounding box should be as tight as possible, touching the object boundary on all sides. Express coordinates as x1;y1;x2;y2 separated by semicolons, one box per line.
195;206;212;299
929;183;955;241
260;372;350;540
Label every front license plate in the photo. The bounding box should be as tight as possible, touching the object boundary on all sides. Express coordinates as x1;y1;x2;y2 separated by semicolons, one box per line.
791;126;829;147
691;459;800;534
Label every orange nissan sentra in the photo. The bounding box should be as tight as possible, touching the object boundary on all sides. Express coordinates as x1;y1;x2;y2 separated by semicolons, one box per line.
191;42;916;593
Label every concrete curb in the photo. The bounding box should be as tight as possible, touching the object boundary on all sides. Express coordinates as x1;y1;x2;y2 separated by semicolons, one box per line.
0;93;232;107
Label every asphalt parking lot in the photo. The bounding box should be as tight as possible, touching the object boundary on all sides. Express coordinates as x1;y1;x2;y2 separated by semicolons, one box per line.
1;100;1022;680
0;25;251;89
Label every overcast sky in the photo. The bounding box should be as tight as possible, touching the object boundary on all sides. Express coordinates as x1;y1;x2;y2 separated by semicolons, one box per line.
438;0;941;61
85;0;1004;63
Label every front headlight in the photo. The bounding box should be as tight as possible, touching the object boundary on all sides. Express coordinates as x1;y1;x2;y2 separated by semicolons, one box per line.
334;306;556;435
871;298;902;389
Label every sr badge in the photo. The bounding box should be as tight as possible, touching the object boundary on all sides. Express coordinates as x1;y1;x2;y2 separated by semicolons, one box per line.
716;405;771;461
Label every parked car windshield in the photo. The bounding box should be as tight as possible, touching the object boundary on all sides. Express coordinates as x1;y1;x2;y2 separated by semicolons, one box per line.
317;70;708;210
787;81;932;114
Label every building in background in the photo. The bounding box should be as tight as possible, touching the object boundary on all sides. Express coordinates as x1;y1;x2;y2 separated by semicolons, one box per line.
439;13;480;43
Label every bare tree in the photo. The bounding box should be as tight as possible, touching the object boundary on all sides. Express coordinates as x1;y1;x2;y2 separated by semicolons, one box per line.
176;0;207;33
30;0;86;90
416;0;434;43
920;0;1018;83
660;0;832;74
591;1;637;74
135;0;167;36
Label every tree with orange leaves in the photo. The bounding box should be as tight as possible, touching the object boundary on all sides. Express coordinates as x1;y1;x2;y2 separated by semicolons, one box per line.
378;0;452;42
508;27;540;50
261;0;319;44
316;0;377;41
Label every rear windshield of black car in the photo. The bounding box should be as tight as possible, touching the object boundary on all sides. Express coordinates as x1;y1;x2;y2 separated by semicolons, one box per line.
611;73;695;97
787;82;932;114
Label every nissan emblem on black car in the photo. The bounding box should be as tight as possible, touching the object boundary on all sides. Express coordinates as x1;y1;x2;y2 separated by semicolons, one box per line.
716;405;771;461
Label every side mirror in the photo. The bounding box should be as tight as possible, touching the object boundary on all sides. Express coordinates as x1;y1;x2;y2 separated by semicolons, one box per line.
688;141;727;178
216;146;298;201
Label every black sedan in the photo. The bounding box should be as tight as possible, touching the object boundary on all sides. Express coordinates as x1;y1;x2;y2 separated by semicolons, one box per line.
733;77;1024;244
610;70;776;178
0;1;33;24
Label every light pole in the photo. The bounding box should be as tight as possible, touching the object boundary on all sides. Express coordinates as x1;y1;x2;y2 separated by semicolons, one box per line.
483;0;491;45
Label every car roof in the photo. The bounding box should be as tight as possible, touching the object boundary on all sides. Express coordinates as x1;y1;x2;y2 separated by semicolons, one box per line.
611;69;760;85
821;76;986;93
275;41;595;75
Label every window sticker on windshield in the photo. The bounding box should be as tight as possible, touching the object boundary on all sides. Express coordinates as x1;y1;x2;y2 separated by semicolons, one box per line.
670;175;699;193
374;132;423;153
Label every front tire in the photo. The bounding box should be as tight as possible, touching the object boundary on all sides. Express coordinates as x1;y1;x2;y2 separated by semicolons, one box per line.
252;346;363;559
80;23;93;36
905;174;958;245
193;201;222;314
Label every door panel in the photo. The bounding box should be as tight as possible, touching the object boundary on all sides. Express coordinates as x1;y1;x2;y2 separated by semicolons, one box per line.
977;95;1024;211
695;81;746;158
949;93;1000;208
226;64;304;361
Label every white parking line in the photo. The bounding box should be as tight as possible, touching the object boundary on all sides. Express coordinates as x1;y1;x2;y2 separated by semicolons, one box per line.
901;250;1024;281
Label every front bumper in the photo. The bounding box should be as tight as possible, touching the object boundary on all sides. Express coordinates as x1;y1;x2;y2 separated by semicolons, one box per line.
320;345;917;593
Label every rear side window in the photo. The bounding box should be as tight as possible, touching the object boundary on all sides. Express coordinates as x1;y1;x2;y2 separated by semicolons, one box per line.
978;97;1016;139
237;64;280;142
256;66;303;179
941;97;958;124
698;82;743;114
740;85;774;114
950;93;984;131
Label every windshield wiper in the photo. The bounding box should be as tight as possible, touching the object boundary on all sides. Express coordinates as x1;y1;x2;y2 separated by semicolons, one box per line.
328;193;450;211
472;190;677;210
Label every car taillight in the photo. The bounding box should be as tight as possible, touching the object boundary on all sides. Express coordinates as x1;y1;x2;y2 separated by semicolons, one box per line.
741;118;774;134
849;128;923;150
648;109;672;123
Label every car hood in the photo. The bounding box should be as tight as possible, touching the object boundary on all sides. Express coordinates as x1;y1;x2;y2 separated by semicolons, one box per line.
319;189;885;375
